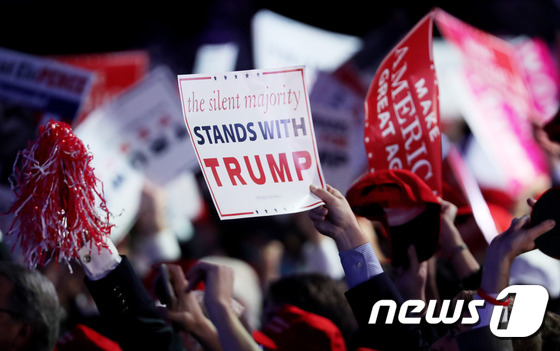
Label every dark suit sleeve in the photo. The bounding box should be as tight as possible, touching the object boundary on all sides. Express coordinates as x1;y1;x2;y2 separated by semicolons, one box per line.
456;325;513;351
345;272;432;351
85;256;185;351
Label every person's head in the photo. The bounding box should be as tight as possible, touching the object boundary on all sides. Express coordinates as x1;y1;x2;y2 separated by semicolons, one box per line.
254;304;347;351
0;261;61;351
263;273;356;349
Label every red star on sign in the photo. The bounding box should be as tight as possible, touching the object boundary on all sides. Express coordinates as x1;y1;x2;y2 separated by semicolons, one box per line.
120;142;131;153
159;114;172;127
138;127;150;140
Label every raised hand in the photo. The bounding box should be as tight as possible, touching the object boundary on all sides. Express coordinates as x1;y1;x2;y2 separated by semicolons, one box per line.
165;264;220;351
308;184;370;252
480;216;555;294
393;245;429;302
185;261;261;351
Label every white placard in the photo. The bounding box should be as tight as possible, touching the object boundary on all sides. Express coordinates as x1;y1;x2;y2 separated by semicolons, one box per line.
86;66;198;185
310;71;367;194
252;10;362;87
178;66;325;220
74;113;144;245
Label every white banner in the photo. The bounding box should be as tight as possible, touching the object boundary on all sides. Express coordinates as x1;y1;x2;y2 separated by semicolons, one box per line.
310;71;367;194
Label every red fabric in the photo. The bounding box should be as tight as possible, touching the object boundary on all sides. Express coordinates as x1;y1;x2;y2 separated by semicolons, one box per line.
487;203;513;233
480;187;515;213
477;288;510;306
441;180;473;217
346;169;439;222
55;324;122;351
253;304;346;351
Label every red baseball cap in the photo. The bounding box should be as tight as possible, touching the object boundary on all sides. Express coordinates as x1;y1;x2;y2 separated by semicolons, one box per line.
346;169;441;267
253;304;346;351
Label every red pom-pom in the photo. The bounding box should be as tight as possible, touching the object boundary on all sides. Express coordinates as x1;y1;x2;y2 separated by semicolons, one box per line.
5;119;113;269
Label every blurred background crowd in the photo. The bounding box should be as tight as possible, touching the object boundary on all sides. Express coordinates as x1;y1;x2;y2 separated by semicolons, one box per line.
2;0;560;350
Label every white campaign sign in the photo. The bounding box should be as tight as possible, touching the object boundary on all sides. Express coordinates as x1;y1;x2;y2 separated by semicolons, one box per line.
310;71;367;194
85;67;198;186
178;66;325;220
252;10;362;88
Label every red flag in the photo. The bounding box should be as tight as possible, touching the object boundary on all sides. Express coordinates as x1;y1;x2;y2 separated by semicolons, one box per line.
363;11;441;195
54;51;150;125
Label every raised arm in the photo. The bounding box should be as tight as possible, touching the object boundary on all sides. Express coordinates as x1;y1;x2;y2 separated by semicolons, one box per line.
185;261;261;351
165;264;222;351
80;240;186;351
438;199;480;281
309;183;432;350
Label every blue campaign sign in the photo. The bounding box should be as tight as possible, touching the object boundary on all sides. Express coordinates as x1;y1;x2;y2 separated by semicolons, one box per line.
0;47;93;119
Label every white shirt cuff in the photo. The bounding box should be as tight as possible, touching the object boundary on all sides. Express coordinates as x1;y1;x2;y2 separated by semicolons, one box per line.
78;239;121;281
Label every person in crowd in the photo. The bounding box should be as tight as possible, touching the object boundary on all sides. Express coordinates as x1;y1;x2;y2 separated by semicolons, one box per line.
169;260;261;351
164;261;255;351
78;238;186;351
308;183;556;351
0;260;62;351
308;183;433;350
262;272;356;349
80;233;265;351
152;256;354;351
164;263;223;351
165;260;351;351
199;255;263;331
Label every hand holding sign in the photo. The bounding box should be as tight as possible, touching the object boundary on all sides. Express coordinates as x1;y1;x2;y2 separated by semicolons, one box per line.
308;184;369;252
